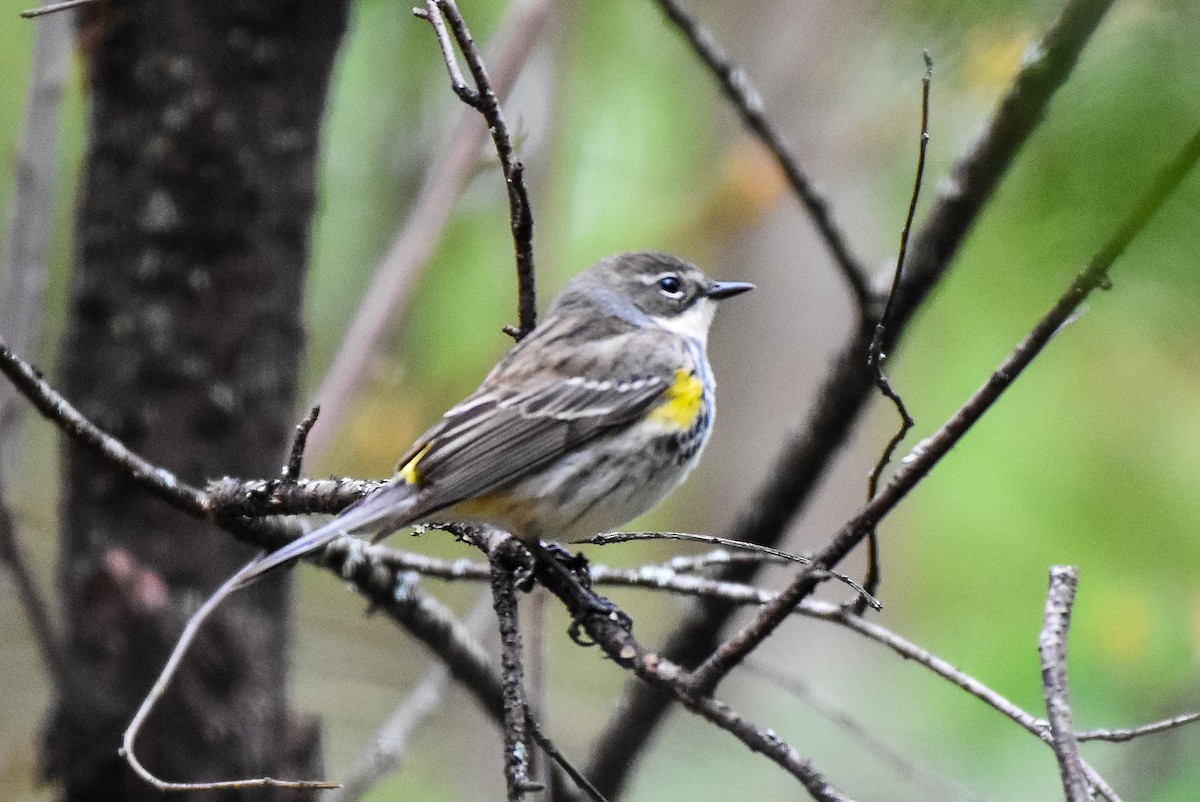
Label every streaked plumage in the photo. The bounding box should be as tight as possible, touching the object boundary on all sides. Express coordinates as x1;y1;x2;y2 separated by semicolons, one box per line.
238;251;752;584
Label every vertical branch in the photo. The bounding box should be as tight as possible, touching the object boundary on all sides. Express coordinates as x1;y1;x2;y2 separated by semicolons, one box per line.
1039;567;1089;802
419;0;538;339
490;541;537;800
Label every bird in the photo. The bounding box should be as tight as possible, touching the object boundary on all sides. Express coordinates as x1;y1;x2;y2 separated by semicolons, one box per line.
236;251;753;587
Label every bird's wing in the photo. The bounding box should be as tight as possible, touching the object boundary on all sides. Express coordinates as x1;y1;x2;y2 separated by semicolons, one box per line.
401;369;672;514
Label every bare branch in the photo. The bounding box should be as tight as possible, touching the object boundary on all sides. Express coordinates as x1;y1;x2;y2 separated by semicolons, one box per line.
307;0;555;457
858;51;932;611
1039;566;1088;802
0;339;208;515
651;0;872;308
579;530;879;609
1077;712;1200;743
420;0;538;340
687;121;1200;697
527;542;852;802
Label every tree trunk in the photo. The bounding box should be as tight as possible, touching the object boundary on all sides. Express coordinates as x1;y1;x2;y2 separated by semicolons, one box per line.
44;1;350;798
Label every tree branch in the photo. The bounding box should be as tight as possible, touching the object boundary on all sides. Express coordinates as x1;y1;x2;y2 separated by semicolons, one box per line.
489;537;538;800
1039;566;1088;802
418;0;538;340
858;50;932;612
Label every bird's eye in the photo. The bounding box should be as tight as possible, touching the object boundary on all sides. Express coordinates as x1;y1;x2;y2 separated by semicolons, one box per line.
657;275;683;296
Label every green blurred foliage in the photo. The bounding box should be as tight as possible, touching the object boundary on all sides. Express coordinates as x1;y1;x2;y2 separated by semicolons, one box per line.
1;0;1199;800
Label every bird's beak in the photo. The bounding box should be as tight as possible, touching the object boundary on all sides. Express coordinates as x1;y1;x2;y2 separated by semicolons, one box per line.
705;280;755;300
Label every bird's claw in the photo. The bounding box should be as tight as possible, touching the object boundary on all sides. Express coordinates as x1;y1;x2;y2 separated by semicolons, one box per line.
567;592;632;647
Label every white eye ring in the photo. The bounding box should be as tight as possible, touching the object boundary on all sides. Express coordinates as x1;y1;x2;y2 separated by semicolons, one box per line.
657;274;684;297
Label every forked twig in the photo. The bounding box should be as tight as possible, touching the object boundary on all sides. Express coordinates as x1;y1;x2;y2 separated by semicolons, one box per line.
417;0;537;339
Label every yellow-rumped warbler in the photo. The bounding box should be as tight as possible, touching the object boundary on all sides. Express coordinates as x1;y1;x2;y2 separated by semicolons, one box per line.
241;251;752;582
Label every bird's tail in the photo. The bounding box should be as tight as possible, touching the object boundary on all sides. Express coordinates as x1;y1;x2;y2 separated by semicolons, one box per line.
233;481;421;589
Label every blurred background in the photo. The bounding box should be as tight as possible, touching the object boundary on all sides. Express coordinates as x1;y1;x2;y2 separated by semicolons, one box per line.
2;0;1199;799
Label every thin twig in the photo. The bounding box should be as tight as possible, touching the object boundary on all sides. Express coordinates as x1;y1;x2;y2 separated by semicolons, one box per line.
1077;712;1200;743
119;566;339;792
579;530;879;609
651;0;871;309
662;548;793;573
281;405;320;482
855;53;932;613
581;3;1119;791
686;122;1200;698
1039;566;1088;802
420;0;538;339
525;707;610;802
0;339;208;515
307;0;555;457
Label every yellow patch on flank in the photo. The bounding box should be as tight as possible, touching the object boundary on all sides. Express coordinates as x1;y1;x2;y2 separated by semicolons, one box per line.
647;368;704;430
398;443;433;485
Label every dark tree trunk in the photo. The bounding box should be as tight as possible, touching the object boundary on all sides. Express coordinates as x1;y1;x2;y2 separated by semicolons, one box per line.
44;1;350;799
